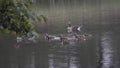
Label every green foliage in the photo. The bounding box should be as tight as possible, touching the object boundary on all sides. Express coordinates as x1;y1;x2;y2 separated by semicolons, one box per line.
37;15;47;24
0;0;46;36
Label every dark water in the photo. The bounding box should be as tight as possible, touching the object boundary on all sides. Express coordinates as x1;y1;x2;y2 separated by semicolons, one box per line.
0;27;120;68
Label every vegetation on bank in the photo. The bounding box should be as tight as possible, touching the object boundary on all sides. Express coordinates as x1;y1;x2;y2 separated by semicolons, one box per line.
0;0;47;36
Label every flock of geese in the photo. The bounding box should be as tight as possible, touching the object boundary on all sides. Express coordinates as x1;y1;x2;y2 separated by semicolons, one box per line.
15;23;92;48
45;33;92;44
44;23;92;44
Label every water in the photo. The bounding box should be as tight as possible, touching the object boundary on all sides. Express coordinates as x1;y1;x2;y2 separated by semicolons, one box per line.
97;31;120;68
0;28;120;68
1;0;120;68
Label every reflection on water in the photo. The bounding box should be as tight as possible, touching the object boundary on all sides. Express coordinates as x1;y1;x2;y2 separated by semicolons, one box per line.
97;31;120;68
10;45;36;68
1;29;120;68
101;32;113;68
48;44;80;68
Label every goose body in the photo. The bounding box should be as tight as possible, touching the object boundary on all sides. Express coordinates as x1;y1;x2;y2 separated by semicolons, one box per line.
67;23;82;33
74;33;92;41
16;35;37;43
45;34;61;41
45;34;79;45
17;36;23;43
44;33;92;45
45;34;78;41
27;36;36;43
72;26;82;32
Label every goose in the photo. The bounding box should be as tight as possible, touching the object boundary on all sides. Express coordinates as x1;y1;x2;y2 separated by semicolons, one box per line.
15;36;23;48
15;35;37;48
27;35;37;43
74;33;92;41
45;33;61;41
67;23;73;33
17;36;23;43
57;34;78;45
45;34;76;45
83;34;92;40
73;33;86;41
67;22;82;33
72;26;82;33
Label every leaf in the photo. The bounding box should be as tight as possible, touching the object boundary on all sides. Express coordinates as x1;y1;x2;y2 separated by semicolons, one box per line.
37;15;47;23
24;1;31;8
30;25;35;30
16;0;20;3
0;0;44;37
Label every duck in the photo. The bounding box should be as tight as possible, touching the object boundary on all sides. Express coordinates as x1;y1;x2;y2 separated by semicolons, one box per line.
83;34;92;40
72;26;82;33
60;34;79;45
17;35;36;43
16;36;23;43
15;36;23;48
67;22;82;33
74;33;93;41
45;33;61;41
45;34;76;45
73;33;86;41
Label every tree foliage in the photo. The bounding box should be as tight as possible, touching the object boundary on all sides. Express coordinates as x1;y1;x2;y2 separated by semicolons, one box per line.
0;0;47;36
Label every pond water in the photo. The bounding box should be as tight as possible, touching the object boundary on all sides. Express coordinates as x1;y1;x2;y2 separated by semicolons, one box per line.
0;26;120;68
1;0;120;68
